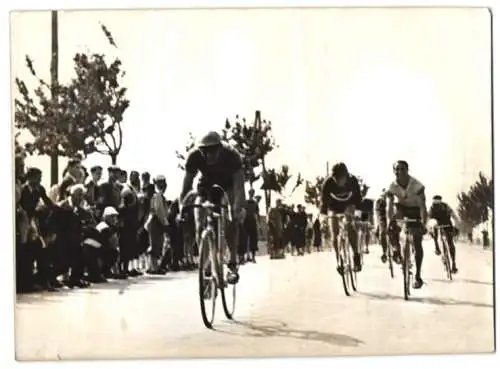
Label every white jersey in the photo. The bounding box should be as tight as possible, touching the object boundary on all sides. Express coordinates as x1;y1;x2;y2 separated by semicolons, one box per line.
387;176;424;208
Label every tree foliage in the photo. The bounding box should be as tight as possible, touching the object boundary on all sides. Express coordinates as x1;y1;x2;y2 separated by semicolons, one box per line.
14;24;129;164
176;111;304;212
304;176;325;208
457;171;492;229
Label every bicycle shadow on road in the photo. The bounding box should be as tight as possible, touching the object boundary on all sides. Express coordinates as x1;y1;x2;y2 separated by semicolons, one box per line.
358;291;493;309
214;319;364;348
428;278;493;286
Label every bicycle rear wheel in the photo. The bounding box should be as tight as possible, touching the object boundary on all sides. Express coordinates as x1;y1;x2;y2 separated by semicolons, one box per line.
220;242;236;320
198;230;217;329
386;235;395;279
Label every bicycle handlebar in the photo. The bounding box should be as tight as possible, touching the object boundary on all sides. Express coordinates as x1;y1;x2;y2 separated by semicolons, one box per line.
179;186;233;222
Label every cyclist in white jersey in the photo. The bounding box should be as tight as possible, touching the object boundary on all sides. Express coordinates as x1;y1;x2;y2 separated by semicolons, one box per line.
386;160;428;289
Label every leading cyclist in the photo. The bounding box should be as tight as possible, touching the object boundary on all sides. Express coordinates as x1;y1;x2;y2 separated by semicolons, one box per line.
385;160;428;289
178;131;246;285
319;162;363;272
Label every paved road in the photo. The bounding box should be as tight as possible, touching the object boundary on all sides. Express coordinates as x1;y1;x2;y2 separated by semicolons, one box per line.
15;240;494;360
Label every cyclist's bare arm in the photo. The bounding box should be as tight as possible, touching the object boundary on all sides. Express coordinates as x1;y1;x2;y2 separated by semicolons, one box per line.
180;171;196;202
417;187;428;224
386;191;395;221
447;204;461;226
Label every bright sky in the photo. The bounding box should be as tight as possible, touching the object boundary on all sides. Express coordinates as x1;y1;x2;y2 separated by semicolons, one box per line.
10;8;492;211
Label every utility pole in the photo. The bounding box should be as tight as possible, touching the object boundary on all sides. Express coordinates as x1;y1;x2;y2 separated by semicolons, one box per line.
50;10;59;186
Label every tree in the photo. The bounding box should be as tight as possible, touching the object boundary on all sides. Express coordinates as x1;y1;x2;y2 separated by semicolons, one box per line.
175;132;197;171
14;23;129;165
223;111;276;192
356;176;370;199
304;176;325;208
65;31;129;164
176;110;281;211
456;172;493;230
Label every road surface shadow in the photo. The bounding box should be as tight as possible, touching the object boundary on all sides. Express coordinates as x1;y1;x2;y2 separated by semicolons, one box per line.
215;319;364;348
15;272;192;303
359;291;493;309
428;278;493;286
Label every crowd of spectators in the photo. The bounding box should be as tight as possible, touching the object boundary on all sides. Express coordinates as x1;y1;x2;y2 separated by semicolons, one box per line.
14;154;263;294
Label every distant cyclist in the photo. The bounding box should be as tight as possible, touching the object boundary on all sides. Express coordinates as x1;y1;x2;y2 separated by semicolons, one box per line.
320;162;363;272
375;189;390;263
178;131;246;284
428;195;460;273
386;160;428;289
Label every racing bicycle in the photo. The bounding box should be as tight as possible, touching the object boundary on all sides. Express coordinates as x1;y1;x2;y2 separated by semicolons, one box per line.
180;185;237;329
435;224;454;281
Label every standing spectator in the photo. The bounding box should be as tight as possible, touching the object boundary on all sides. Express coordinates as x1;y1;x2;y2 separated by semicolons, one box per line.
129;171;141;194
97;166;121;214
267;199;285;259
85;165;103;207
57;158;82;202
119;187;141;276
313;215;322;251
306;213;314;253
294;205;308;255
141;171;151;192
144;175;169;274
241;189;259;263
118;169;129;190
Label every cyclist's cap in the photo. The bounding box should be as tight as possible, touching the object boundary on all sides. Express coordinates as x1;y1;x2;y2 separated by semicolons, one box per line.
198;131;222;148
331;162;348;178
107;165;120;173
433;195;442;201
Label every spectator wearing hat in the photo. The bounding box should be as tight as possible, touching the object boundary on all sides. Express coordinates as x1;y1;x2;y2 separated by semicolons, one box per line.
294;204;308;255
99;207;124;279
144;175;170;274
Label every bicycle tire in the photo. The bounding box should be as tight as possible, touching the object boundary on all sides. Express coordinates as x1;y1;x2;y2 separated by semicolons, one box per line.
442;235;453;281
348;244;358;292
403;239;411;301
220;241;236;320
338;238;351;296
198;229;217;329
386;236;395;279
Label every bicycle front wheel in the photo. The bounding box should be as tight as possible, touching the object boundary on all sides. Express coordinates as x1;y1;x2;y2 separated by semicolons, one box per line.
338;238;351;296
198;229;217;329
220;243;236;320
347;242;358;292
402;241;411;301
442;237;453;281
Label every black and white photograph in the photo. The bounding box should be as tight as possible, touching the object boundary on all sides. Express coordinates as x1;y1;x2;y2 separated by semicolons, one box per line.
8;4;495;362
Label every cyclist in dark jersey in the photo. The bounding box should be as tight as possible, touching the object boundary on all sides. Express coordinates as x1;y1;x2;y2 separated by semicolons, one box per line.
320;162;363;271
428;195;460;273
179;131;246;284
